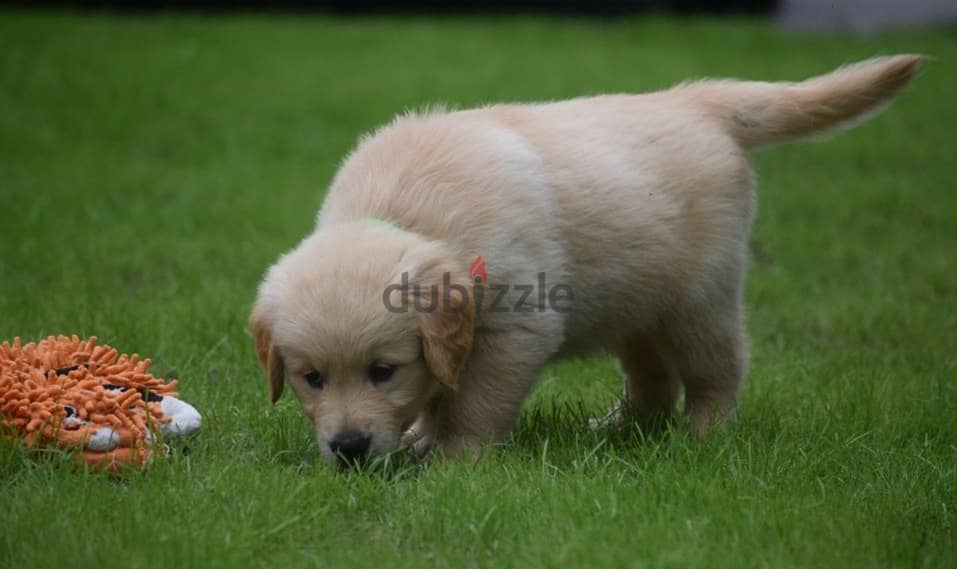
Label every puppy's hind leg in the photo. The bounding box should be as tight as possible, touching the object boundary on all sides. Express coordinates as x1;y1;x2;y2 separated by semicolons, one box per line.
668;304;749;435
591;331;680;430
615;331;681;429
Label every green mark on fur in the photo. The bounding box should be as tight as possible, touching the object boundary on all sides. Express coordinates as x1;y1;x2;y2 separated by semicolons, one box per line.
362;217;406;233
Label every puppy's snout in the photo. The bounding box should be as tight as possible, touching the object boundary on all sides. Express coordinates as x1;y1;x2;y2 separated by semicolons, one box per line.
329;431;372;461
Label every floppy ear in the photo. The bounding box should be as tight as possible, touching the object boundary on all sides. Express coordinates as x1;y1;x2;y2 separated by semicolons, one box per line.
249;303;284;404
413;266;475;391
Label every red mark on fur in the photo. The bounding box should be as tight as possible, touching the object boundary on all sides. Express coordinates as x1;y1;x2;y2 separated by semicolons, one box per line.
469;256;487;283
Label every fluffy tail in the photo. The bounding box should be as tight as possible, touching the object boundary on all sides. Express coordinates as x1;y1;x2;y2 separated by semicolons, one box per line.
682;55;924;150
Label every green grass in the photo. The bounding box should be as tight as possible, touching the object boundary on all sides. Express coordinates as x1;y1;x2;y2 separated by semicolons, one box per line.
2;9;956;569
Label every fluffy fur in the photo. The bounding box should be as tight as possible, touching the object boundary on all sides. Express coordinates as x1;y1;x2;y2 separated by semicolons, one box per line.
251;55;923;463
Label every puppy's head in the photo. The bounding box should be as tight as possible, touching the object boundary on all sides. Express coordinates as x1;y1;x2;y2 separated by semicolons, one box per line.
250;223;474;464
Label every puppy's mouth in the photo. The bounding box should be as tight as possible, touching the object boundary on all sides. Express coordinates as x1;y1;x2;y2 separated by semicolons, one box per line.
318;432;403;469
333;453;371;470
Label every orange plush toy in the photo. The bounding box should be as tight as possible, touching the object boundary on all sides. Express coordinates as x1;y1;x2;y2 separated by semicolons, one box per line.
0;336;201;471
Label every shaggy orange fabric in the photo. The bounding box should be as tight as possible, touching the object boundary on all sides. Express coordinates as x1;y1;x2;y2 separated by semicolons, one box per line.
0;335;179;470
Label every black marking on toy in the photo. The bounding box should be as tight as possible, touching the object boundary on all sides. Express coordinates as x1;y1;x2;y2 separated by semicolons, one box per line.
103;383;163;402
142;390;163;402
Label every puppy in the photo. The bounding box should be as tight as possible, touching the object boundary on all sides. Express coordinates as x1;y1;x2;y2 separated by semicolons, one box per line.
251;56;922;464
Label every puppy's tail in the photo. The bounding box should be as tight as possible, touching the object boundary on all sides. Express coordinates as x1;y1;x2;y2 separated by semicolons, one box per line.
682;55;924;150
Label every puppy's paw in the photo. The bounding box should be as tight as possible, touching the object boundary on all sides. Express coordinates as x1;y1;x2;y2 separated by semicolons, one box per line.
401;422;436;458
588;404;627;430
436;436;483;464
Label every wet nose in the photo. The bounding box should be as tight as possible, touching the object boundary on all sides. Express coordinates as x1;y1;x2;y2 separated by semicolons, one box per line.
329;431;371;461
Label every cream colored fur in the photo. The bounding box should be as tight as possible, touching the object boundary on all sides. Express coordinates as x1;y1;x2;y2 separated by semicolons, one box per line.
251;55;923;463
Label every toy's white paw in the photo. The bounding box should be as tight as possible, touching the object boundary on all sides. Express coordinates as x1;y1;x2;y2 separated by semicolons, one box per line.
87;427;121;451
159;396;202;437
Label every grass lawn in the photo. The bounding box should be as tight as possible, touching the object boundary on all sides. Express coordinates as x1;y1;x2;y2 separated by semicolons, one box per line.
1;9;955;569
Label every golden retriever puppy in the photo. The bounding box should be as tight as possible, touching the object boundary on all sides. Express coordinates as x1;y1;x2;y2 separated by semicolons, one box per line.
251;56;922;464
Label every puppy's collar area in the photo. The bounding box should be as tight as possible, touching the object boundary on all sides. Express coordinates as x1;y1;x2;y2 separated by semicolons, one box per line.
361;217;407;234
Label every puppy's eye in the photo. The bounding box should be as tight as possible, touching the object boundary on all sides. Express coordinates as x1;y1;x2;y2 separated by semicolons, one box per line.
304;370;325;389
369;364;395;385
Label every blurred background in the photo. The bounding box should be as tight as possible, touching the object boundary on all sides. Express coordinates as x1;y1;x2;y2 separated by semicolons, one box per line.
11;0;957;32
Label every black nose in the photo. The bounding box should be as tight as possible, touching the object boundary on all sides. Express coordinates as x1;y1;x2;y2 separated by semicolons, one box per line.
329;431;371;461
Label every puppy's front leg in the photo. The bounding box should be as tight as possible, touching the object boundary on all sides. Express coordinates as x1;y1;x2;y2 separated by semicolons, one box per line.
401;398;442;458
433;329;554;460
